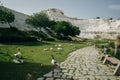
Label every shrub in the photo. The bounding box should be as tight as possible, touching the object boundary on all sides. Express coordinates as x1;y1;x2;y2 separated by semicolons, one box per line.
0;28;37;43
44;37;55;41
0;35;37;42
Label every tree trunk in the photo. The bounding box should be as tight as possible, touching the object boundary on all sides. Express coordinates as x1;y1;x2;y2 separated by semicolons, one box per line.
7;22;12;28
38;27;42;42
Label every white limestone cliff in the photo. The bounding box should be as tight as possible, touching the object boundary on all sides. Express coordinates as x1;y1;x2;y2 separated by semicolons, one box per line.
42;8;120;39
1;7;120;39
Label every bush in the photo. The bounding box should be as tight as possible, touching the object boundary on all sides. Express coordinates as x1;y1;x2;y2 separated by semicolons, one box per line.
0;36;37;42
56;36;72;41
44;37;55;41
0;28;38;43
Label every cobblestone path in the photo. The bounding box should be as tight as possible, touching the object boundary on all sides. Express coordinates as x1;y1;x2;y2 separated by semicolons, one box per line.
38;46;120;80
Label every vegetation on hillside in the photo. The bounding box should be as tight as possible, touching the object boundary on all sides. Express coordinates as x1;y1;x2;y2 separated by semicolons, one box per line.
25;12;80;41
0;27;37;43
0;5;81;42
25;12;51;32
51;21;80;40
0;6;15;27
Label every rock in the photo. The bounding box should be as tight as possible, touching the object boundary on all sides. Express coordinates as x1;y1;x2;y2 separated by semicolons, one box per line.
1;7;120;39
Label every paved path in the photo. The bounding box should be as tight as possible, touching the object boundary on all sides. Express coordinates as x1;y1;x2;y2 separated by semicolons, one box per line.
38;46;120;80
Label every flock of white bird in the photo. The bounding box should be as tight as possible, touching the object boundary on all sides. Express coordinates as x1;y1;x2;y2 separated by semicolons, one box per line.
43;44;62;51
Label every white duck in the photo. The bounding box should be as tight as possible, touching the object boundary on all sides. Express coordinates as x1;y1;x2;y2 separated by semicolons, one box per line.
51;55;60;68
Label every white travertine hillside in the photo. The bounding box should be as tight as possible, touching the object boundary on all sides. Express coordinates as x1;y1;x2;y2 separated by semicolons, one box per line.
0;7;120;39
42;8;120;39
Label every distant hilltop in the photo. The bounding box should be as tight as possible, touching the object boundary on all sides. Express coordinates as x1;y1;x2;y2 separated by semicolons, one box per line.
0;7;120;39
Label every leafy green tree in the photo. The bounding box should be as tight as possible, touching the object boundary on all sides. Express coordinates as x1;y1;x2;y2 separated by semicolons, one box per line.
71;26;80;36
26;12;51;32
51;21;80;37
0;6;15;27
5;11;15;27
0;9;5;23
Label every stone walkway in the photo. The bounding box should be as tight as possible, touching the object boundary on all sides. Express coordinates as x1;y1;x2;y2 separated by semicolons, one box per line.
37;46;120;80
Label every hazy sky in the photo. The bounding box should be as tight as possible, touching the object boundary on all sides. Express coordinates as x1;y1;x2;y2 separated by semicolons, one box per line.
0;0;120;19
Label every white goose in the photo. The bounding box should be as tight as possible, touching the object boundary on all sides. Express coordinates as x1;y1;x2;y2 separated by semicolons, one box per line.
51;55;60;69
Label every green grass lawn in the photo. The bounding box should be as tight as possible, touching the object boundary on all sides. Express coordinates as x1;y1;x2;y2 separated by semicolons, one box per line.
0;41;87;80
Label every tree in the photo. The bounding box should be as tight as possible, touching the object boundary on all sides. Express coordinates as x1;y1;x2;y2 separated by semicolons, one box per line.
0;9;5;23
71;26;80;36
26;12;51;32
51;21;80;37
5;11;15;27
0;6;15;27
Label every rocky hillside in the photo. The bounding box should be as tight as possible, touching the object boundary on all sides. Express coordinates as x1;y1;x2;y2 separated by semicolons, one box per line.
0;6;35;31
41;8;120;39
1;7;120;39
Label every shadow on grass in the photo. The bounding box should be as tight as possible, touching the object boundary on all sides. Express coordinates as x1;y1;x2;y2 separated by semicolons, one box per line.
0;52;14;62
0;41;54;46
0;62;53;80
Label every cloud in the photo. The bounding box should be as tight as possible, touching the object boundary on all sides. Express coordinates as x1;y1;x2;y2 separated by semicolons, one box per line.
109;4;120;10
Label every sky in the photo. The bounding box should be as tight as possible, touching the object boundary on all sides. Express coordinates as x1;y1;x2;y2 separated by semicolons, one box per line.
0;0;120;19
